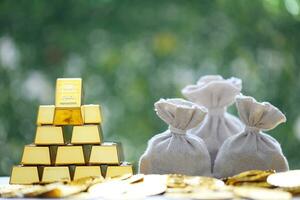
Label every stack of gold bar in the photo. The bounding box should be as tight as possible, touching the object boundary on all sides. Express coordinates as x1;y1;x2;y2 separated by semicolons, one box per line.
10;78;133;185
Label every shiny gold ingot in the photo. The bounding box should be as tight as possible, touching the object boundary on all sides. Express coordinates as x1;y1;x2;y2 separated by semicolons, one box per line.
82;104;102;124
36;105;55;125
55;78;82;107
34;126;64;145
89;143;121;165
53;108;84;125
10;166;40;184
73;166;102;180
105;163;133;178
55;146;85;165
40;166;71;183
71;125;102;144
21;145;51;165
54;78;84;125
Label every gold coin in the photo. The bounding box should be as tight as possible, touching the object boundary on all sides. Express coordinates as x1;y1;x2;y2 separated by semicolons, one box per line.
88;174;167;199
283;187;300;195
234;181;272;188
124;174;167;198
24;184;61;198
190;189;234;200
166;185;194;194
40;177;102;198
165;192;194;199
233;186;292;200
185;176;224;189
226;170;275;185
167;174;186;188
88;180;127;199
0;185;31;198
267;170;300;189
123;174;144;184
65;192;93;199
108;173;132;181
40;185;85;198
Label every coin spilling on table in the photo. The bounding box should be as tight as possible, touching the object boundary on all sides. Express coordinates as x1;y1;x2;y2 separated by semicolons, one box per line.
1;171;298;199
88;174;167;199
0;177;103;198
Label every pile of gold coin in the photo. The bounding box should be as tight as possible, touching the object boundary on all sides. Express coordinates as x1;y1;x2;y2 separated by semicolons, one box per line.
165;172;292;200
165;174;233;200
1;172;296;199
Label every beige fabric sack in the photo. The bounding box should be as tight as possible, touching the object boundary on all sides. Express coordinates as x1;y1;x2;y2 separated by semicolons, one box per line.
213;95;289;178
181;75;244;165
139;98;211;176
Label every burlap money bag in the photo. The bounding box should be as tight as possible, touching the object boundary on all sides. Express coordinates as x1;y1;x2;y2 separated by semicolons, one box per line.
181;75;244;165
213;95;289;178
139;98;211;176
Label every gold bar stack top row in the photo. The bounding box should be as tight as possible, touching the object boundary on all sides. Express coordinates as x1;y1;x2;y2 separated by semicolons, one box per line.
10;78;133;185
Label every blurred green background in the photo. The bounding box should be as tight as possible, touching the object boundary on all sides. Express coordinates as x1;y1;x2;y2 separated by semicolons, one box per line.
0;0;300;175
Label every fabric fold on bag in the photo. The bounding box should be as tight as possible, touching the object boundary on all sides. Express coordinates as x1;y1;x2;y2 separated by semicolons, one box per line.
139;98;211;176
213;95;289;178
181;75;244;166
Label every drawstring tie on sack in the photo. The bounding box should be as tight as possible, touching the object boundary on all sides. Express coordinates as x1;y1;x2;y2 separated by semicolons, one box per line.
245;125;260;133
169;126;186;134
208;107;226;116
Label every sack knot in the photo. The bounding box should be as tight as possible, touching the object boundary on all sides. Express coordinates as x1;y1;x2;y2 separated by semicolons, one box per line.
208;107;226;116
169;126;186;134
245;125;260;133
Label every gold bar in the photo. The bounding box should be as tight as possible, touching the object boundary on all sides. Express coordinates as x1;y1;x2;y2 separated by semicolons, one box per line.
55;78;82;108
104;162;133;178
21;145;51;165
73;166;102;180
88;143;121;165
71;125;102;144
40;166;71;183
54;78;84;125
34;126;64;145
55;146;85;165
53;108;84;125
10;166;40;184
82;105;102;124
36;105;55;125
